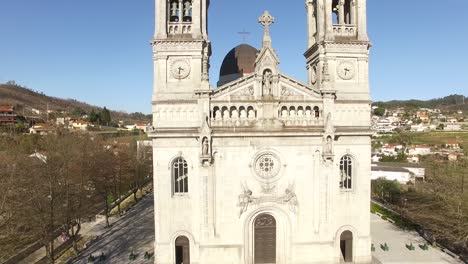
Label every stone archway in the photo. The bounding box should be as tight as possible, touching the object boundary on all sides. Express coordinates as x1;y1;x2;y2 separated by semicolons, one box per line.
175;236;190;264
254;214;276;264
340;230;353;263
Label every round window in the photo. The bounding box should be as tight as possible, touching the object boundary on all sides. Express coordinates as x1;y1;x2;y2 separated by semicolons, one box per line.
254;153;280;179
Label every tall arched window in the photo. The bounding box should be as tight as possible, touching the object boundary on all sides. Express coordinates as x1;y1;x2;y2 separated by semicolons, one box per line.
172;157;188;194
339;155;353;190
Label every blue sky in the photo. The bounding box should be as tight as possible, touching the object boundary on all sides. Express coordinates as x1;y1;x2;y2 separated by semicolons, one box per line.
0;0;467;114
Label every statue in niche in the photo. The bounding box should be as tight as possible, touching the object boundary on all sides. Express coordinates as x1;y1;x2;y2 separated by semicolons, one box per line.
262;70;273;96
324;136;333;155
202;137;209;156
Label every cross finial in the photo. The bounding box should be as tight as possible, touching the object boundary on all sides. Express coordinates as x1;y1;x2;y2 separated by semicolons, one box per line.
237;28;251;43
258;11;275;47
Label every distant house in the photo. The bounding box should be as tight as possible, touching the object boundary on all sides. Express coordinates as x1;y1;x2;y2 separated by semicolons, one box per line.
126;123;149;132
381;144;403;156
0;106;16;125
371;166;414;184
372;162;425;183
31;108;42;115
406;155;420;163
408;145;431;156
410;124;428;132
444;123;462;131
29;123;56;135
445;141;460;149
71;120;91;130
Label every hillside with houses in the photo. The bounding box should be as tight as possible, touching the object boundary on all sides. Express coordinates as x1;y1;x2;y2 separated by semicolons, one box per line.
0;82;151;134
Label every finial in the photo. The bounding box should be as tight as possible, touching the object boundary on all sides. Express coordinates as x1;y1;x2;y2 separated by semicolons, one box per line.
258;11;275;47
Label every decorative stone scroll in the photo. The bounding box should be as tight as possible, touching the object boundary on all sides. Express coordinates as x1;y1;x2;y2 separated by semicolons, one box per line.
238;183;299;217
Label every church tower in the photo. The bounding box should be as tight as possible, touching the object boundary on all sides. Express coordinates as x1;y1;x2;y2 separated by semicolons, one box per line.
152;0;211;103
305;0;370;101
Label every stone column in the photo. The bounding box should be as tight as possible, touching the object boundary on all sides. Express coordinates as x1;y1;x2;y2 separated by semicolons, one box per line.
324;0;334;40
192;0;201;39
306;1;316;47
338;0;345;24
155;0;167;39
178;0;183;23
357;0;368;41
317;0;325;42
202;0;208;38
351;0;357;25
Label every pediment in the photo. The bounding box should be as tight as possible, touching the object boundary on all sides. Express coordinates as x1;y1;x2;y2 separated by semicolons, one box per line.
211;72;321;101
278;74;321;100
211;74;257;100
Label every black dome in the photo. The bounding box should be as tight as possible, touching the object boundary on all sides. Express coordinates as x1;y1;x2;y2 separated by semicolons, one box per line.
219;44;258;77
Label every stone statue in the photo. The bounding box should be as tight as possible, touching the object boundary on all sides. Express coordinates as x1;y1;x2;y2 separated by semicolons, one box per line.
325;136;333;155
238;188;253;217
325;112;334;135
283;188;299;213
262;70;273;96
202;137;209;156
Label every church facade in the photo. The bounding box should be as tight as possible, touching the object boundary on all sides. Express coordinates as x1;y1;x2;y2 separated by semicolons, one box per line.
150;0;373;263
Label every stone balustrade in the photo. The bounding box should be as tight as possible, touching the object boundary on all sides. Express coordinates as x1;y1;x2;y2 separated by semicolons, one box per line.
333;24;357;38
279;105;323;126
167;22;192;35
211;105;257;127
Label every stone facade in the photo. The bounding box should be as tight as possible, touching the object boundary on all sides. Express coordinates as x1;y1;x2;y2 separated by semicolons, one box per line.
150;0;372;263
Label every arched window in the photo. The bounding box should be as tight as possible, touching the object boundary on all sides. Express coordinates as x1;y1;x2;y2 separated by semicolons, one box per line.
182;0;192;22
172;157;188;194
339;155;353;190
169;0;179;22
313;106;320;118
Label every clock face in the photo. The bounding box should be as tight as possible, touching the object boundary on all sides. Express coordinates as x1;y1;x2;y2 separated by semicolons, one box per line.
171;59;191;80
337;61;355;80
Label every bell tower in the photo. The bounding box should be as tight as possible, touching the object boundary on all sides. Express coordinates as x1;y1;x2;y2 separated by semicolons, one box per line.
304;0;370;101
152;0;211;102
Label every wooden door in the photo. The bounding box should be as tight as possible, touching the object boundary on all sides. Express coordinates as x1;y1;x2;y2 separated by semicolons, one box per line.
254;214;276;264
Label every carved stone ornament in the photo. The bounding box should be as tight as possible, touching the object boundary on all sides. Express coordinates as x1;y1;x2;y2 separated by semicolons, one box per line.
171;59;191;79
237;183;298;217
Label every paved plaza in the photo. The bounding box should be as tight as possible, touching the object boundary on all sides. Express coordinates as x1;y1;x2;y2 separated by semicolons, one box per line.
71;194;155;264
70;194;461;264
371;214;462;264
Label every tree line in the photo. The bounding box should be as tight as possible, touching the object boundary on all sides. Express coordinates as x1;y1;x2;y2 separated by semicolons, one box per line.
0;131;152;263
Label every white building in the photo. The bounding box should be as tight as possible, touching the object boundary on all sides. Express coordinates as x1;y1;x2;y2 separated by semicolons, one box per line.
150;0;372;263
408;145;431;156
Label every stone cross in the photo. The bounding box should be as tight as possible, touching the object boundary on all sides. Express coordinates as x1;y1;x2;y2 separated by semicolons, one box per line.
258;11;275;46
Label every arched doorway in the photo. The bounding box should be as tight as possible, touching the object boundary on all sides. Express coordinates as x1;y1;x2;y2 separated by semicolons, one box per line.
340;230;353;263
175;236;190;264
254;214;276;264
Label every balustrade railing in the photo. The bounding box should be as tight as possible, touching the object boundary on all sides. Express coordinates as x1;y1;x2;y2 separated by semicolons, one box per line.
333;24;357;38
